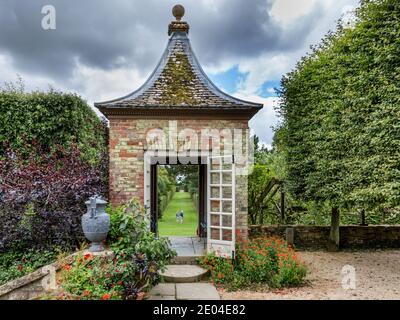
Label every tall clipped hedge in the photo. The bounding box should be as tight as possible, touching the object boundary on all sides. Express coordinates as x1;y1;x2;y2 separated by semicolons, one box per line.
0;85;108;251
157;167;176;218
276;0;400;249
0;87;106;164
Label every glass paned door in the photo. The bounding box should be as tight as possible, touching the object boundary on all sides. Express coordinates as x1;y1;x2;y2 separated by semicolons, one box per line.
207;155;235;258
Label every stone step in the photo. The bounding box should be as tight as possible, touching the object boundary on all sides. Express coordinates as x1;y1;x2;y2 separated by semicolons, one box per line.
171;256;199;265
159;265;209;283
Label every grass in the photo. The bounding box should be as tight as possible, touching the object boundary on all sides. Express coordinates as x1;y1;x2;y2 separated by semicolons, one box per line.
158;192;198;237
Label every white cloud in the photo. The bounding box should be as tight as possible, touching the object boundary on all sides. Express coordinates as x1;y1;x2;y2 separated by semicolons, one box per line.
229;0;359;98
236;53;290;95
232;93;279;146
0;0;360;146
70;58;146;105
270;0;318;25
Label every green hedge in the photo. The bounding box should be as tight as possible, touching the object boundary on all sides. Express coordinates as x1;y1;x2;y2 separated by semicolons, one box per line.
157;168;176;218
0;88;107;164
276;0;400;215
191;193;198;211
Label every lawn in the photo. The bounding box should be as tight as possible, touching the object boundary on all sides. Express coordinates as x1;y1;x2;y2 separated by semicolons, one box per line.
158;192;198;237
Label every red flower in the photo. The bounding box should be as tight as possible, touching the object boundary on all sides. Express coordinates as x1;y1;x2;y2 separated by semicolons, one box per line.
64;264;71;271
101;293;111;300
83;290;90;297
84;253;92;260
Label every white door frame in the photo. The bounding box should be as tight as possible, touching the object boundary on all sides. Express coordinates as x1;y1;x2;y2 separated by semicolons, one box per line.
207;155;236;259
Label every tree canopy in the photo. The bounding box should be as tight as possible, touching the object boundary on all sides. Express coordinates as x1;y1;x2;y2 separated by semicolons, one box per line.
276;0;400;216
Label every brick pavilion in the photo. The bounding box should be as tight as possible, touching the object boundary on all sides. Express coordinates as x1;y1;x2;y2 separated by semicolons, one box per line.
96;5;263;258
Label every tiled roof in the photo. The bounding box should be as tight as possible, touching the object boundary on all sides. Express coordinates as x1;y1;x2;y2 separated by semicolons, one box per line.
96;21;263;115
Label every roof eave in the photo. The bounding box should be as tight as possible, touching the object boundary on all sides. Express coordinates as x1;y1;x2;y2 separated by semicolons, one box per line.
97;104;262;120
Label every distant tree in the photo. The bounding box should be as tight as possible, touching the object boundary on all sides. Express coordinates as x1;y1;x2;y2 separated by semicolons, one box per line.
252;135;270;165
165;165;198;191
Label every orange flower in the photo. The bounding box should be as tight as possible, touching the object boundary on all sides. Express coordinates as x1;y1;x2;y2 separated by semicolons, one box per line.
83;290;90;297
84;253;92;260
101;293;111;300
64;264;71;271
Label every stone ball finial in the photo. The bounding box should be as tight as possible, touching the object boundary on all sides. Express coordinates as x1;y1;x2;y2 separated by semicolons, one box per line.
172;4;185;21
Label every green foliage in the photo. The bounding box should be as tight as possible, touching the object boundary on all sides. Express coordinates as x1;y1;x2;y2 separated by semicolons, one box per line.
107;198;176;272
248;135;294;225
59;253;130;300
248;164;277;225
157;167;176;218
165;164;198;190
59;198;176;300
0;85;107;164
0;249;60;286
198;253;234;286
276;0;400;219
158;165;199;218
198;237;307;290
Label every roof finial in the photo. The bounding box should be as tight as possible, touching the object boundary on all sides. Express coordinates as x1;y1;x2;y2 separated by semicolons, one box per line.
168;5;189;36
172;4;185;21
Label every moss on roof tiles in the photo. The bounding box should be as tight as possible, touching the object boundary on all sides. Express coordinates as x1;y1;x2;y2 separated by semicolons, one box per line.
155;49;198;105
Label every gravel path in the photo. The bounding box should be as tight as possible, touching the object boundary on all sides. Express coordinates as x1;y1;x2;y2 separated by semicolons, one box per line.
220;250;400;300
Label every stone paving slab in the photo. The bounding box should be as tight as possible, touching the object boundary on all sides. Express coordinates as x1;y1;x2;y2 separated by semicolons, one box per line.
169;237;195;245
150;283;175;296
148;283;220;300
176;283;220;300
174;247;200;256
148;295;176;300
169;237;206;256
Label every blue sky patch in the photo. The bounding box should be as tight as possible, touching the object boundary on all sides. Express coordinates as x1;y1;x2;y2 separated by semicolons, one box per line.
208;65;248;94
259;80;281;98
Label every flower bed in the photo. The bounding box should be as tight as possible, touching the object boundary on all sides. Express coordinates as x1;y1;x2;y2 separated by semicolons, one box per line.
198;236;307;290
55;199;176;300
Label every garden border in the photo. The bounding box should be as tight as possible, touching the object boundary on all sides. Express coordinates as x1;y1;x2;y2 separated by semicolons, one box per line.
0;250;113;300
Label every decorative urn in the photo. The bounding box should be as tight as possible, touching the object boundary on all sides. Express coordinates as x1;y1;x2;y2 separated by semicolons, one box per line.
82;196;110;252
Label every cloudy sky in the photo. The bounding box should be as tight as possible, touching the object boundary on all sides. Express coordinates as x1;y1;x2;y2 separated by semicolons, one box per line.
0;0;359;147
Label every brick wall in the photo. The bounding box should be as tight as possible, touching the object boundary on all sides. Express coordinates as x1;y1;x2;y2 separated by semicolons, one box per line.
249;225;400;249
108;117;250;238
